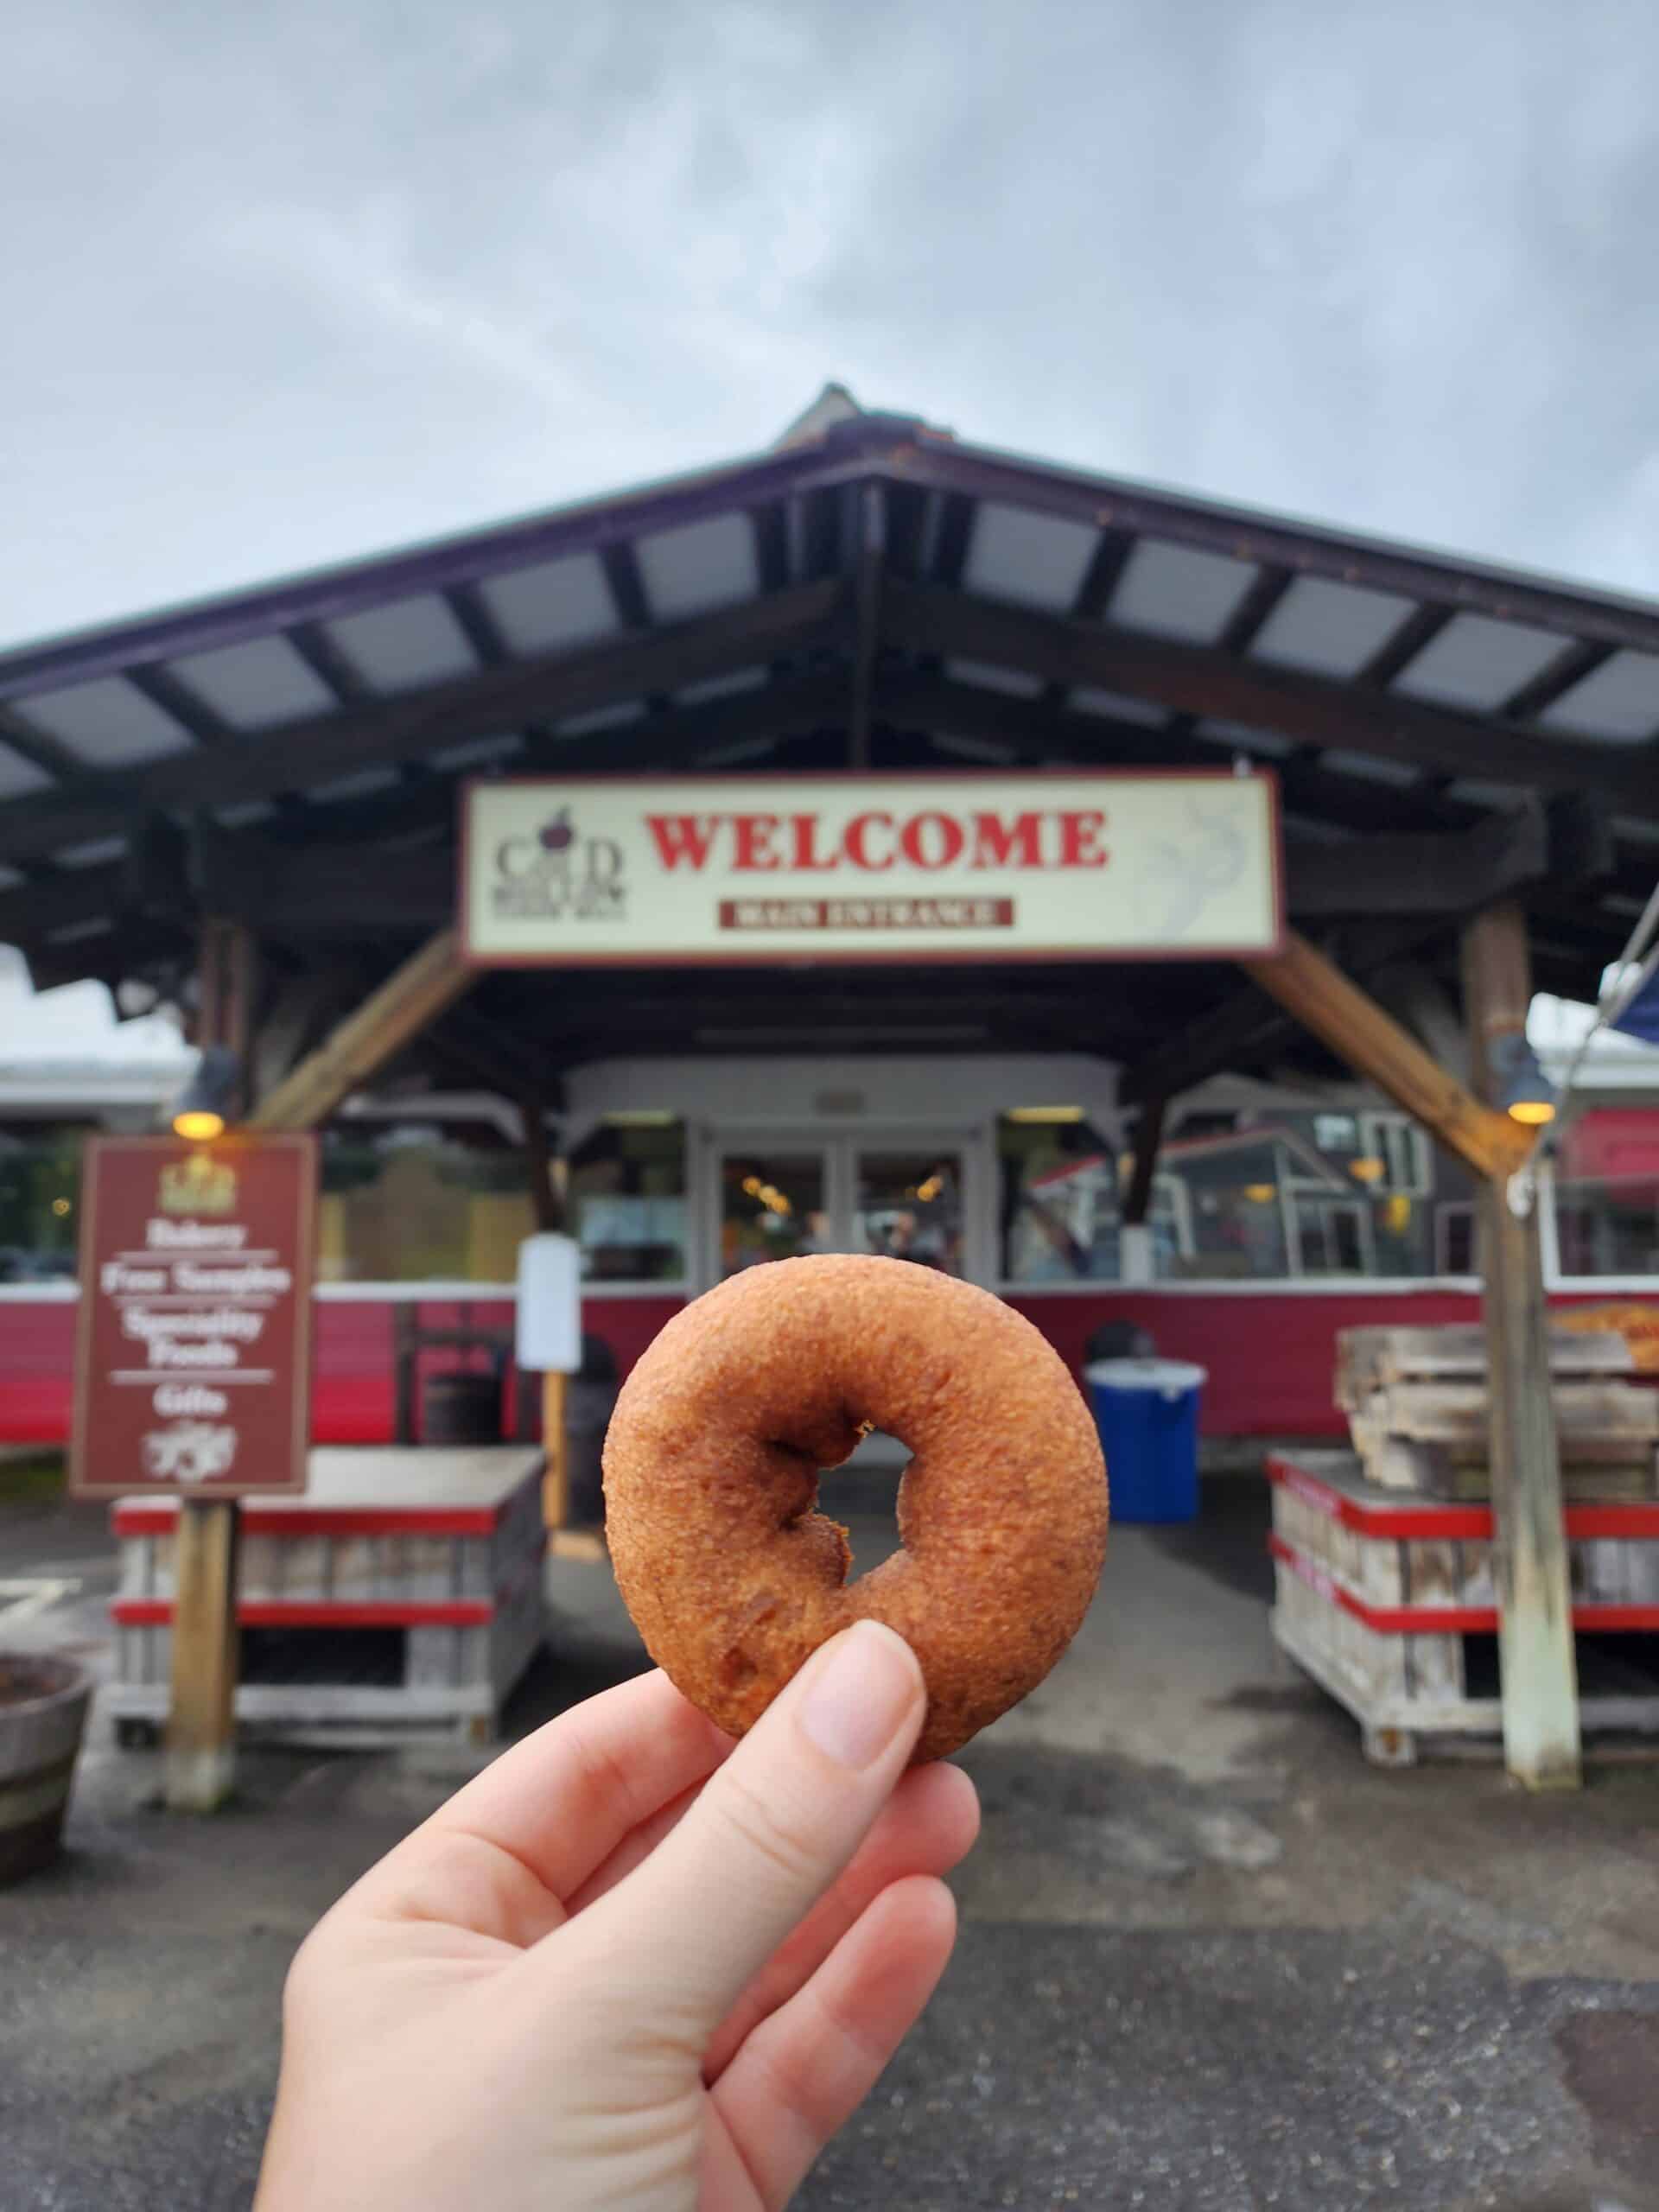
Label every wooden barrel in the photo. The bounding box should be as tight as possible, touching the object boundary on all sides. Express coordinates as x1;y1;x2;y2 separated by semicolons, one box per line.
421;1370;502;1446
0;1654;92;1885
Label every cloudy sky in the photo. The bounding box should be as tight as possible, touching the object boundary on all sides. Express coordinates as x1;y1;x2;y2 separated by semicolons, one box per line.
5;0;1659;660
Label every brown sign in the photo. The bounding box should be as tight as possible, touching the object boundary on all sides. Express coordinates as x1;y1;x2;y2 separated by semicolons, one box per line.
71;1135;317;1498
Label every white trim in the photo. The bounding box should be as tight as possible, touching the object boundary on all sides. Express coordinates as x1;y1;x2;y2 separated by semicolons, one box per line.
0;1278;693;1304
1000;1274;1486;1298
311;1277;690;1301
12;1269;1659;1306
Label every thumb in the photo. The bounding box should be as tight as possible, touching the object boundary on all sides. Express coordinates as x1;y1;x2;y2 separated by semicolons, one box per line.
559;1620;927;2037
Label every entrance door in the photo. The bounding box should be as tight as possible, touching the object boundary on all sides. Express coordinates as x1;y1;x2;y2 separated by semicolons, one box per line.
705;1131;977;1286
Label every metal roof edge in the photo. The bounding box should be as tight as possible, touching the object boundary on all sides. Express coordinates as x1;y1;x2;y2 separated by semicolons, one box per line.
0;416;922;706
9;397;1659;708
898;430;1659;651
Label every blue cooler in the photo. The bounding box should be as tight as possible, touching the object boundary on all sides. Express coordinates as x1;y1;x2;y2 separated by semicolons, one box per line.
1084;1357;1208;1524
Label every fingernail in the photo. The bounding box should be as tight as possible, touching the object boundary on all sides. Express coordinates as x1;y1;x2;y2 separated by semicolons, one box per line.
799;1621;921;1770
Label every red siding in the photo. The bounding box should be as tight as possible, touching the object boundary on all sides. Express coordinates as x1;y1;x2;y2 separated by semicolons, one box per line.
1008;1290;1487;1437
0;1284;1647;1448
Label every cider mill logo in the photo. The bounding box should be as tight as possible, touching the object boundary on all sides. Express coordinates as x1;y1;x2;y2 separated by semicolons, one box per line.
492;804;626;923
159;1152;238;1216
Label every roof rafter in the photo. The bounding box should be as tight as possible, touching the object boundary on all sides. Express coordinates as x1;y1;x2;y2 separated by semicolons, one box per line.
0;579;850;868
878;579;1659;807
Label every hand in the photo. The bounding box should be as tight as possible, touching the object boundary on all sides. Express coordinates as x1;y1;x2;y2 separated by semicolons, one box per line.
255;1621;978;2211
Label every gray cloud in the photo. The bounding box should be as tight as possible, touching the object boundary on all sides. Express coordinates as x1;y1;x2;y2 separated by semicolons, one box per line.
4;0;1659;650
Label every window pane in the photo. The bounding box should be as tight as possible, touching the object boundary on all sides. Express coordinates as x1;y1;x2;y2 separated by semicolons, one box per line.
1293;1196;1370;1276
1157;1135;1289;1280
1554;1110;1659;1276
720;1152;826;1276
320;1130;534;1282
855;1152;965;1275
998;1115;1122;1282
570;1117;688;1283
0;1130;85;1280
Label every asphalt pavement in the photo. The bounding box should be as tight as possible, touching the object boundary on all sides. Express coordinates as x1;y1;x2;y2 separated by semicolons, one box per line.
3;1471;1657;2209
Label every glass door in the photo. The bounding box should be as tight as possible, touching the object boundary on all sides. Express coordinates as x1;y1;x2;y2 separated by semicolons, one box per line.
714;1143;832;1279
704;1131;977;1284
850;1145;969;1277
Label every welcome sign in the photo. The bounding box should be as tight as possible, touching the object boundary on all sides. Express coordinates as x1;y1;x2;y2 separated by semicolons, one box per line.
461;772;1282;966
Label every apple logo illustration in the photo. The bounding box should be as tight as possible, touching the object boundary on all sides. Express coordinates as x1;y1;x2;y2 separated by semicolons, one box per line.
539;809;575;855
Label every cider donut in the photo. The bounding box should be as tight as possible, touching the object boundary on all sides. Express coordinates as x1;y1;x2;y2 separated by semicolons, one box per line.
601;1253;1108;1760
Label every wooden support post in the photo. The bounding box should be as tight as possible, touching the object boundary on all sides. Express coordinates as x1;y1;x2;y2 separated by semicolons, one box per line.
1242;930;1534;1181
542;1371;570;1534
848;482;885;770
1120;1095;1165;1285
165;913;254;1813
1462;901;1581;1789
195;917;258;1112
522;1096;559;1234
1122;1096;1166;1226
165;1497;241;1812
249;927;475;1133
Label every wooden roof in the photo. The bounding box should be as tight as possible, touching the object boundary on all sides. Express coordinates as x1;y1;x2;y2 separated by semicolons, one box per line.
2;387;1654;1093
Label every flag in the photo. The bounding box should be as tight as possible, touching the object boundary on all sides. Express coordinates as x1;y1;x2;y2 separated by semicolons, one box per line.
1612;964;1659;1045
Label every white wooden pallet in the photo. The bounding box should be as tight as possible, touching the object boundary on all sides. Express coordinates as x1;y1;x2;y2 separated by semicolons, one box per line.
1268;1450;1659;1765
108;1447;547;1745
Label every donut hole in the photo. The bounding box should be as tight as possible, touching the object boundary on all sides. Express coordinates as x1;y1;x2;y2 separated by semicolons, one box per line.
823;1423;913;1581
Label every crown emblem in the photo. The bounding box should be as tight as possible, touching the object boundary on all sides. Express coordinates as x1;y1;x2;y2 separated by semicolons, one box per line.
158;1152;238;1216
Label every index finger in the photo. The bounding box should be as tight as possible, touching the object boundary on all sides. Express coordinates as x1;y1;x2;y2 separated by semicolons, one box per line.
358;1669;734;1916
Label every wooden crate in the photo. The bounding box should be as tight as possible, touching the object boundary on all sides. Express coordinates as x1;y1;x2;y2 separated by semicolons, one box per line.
1334;1325;1659;1498
1333;1325;1632;1411
1268;1450;1659;1764
107;1447;547;1744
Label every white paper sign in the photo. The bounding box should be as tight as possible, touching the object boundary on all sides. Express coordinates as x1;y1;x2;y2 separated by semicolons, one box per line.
461;772;1281;966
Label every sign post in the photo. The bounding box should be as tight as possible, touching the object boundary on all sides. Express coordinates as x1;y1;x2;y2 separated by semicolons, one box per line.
71;1134;316;1808
516;1233;582;1535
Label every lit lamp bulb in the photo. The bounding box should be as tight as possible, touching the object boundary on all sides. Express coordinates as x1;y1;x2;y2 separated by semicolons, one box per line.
167;1045;239;1144
1492;1033;1557;1128
173;1108;226;1142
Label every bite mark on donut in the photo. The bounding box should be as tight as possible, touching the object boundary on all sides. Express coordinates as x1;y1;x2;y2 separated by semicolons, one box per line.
719;1591;783;1688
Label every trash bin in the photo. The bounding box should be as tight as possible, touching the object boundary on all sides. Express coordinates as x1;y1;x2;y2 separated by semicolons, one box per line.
1084;1319;1157;1364
1084;1357;1208;1524
422;1368;505;1445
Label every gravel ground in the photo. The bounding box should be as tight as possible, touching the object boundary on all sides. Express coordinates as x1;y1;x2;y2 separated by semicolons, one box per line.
3;1477;1657;2209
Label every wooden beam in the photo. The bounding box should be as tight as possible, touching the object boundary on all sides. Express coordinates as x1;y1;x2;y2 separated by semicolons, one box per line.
1122;1096;1166;1226
196;918;257;1111
250;972;340;1105
848;482;885;769
0;700;81;779
522;1096;560;1234
1285;800;1551;918
127;665;232;747
879;578;1658;803
1239;930;1534;1180
165;911;254;1814
890;440;1659;659
1461;900;1581;1789
249;926;475;1131
542;1371;571;1533
0;579;848;868
164;1490;241;1814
